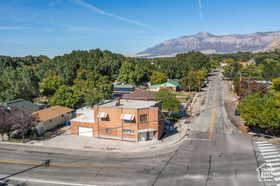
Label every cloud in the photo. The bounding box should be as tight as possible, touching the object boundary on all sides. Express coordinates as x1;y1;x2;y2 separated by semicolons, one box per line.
71;0;152;29
198;0;203;23
65;26;96;32
48;0;63;7
0;26;29;30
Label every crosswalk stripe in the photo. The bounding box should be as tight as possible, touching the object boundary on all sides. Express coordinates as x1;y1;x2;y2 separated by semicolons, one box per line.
263;154;280;159
272;171;280;176
260;151;279;156
267;162;280;167
259;149;279;153
265;158;280;163
258;146;277;150
256;144;273;148
256;143;272;146
271;167;280;171
256;141;268;144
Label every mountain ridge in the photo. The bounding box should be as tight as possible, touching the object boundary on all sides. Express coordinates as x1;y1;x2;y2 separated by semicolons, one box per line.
137;31;280;57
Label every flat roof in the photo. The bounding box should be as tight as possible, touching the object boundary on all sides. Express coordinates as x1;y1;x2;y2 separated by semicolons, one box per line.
71;107;94;123
97;99;159;109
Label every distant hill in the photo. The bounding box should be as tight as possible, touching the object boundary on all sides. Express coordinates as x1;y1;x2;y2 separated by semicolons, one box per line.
137;31;280;57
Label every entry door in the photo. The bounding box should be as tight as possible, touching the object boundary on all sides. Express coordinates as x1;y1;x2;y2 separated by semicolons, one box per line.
78;127;93;137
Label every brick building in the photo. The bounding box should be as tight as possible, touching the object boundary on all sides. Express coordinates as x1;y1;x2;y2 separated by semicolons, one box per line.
71;99;165;142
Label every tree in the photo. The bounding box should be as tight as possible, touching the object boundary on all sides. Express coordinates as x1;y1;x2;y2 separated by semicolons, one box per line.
50;85;83;109
223;60;241;80
117;59;151;85
272;77;280;91
39;75;65;96
0;66;40;102
73;69;113;106
13;109;36;142
155;88;180;114
0;107;14;141
238;93;280;134
182;69;207;91
150;72;168;85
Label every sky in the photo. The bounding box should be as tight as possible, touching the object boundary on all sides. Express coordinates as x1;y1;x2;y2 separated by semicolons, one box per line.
1;0;280;57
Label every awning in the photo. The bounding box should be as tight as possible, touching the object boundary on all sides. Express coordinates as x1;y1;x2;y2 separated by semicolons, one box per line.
138;129;157;133
98;112;108;119
120;114;135;121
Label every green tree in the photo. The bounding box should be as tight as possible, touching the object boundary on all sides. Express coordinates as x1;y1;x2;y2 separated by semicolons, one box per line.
272;77;280;91
155;88;180;114
150;71;168;85
50;85;83;108
182;69;207;91
73;69;113;106
117;59;151;85
0;66;39;102
39;75;65;96
238;93;280;134
223;59;241;80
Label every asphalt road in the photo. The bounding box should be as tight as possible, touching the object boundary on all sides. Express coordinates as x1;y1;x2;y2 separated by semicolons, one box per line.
0;72;261;186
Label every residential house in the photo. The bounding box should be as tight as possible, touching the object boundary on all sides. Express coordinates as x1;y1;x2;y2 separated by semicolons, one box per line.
33;106;74;135
122;89;156;101
71;99;165;142
1;99;44;112
239;60;256;68
149;80;180;92
234;77;268;98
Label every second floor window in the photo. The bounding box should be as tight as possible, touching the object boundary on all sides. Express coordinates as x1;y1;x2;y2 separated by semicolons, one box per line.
140;114;148;122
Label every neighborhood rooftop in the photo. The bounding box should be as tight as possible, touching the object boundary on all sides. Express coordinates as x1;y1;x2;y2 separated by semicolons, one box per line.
1;99;42;112
97;99;159;109
33;105;74;121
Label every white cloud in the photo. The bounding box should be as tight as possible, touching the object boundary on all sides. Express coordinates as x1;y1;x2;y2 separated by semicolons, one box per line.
0;26;29;30
198;0;203;22
48;0;63;7
71;0;152;29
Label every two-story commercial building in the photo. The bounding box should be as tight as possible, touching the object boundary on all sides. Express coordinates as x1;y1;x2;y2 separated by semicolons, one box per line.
71;99;165;142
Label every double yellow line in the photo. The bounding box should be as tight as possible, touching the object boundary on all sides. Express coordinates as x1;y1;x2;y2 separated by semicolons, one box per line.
0;160;125;169
208;98;217;140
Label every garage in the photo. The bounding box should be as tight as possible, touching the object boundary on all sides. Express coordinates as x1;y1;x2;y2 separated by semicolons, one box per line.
78;127;93;137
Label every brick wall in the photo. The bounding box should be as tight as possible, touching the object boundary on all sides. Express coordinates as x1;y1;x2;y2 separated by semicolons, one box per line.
71;105;165;141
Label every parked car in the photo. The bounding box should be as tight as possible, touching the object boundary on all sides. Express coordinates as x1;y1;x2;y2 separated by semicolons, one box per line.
235;108;240;116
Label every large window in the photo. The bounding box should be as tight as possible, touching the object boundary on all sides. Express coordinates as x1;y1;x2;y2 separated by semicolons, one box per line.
121;114;135;123
123;129;135;134
105;128;113;133
140;114;148;122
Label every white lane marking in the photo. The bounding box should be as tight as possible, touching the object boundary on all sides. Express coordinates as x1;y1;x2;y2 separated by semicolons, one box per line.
265;158;280;163
259;149;279;153
267;162;280;167
256;141;269;144
272;172;280;176
271;167;280;171
263;154;280;159
257;146;277;150
256;143;272;146
260;151;279;156
257;144;273;147
0;175;98;186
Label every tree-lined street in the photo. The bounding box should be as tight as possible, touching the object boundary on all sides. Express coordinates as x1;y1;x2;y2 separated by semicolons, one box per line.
0;72;261;186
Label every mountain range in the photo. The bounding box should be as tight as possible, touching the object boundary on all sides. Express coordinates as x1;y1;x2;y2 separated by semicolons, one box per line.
137;31;280;57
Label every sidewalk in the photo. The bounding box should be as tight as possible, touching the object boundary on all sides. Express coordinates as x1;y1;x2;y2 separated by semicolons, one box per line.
0;117;194;154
